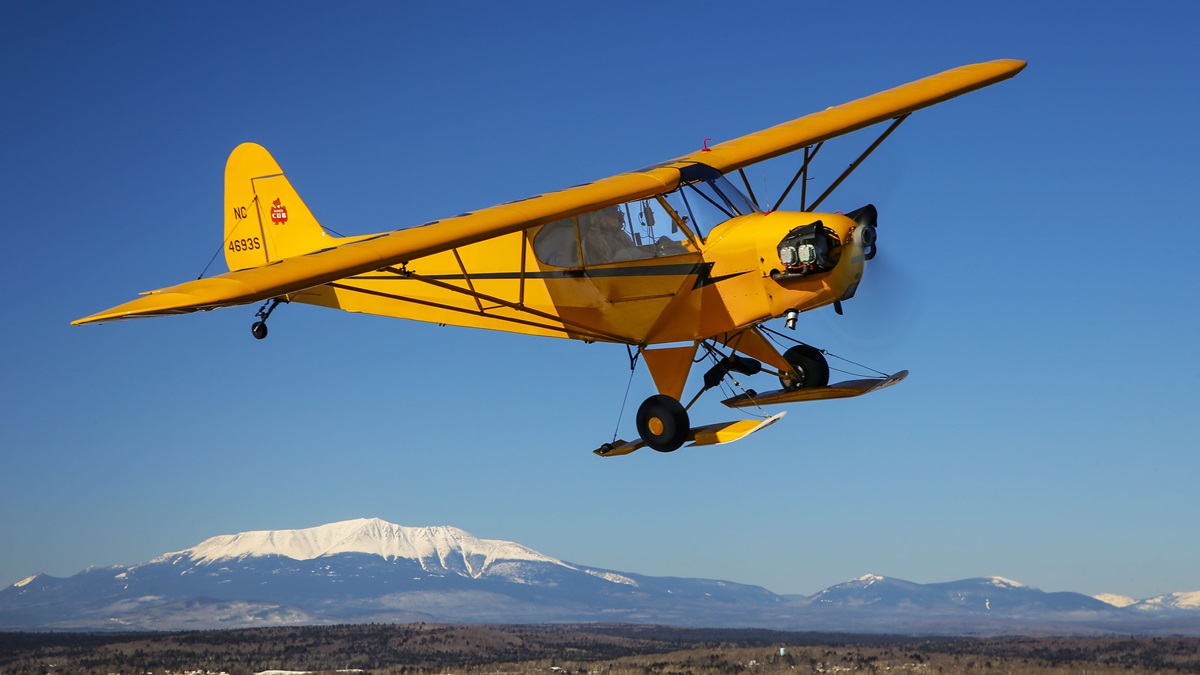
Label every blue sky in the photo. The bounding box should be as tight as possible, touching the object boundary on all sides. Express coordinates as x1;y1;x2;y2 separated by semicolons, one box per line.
2;2;1197;602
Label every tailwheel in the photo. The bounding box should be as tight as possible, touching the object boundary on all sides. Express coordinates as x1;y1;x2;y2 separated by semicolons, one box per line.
636;394;690;453
779;344;830;391
250;297;285;340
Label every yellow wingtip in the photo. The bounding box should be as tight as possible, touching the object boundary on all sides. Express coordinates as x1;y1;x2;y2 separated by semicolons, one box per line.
72;292;203;325
72;276;263;326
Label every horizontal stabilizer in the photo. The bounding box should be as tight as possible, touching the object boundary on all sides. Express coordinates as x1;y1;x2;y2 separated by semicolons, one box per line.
721;370;908;408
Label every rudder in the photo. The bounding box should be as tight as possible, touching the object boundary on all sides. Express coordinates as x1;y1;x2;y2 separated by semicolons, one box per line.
223;143;332;271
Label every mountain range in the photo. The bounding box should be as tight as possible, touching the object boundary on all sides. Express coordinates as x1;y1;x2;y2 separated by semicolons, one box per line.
3;518;1197;635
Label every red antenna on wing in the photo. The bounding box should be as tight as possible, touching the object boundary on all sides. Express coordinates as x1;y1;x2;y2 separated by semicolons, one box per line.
701;138;712;152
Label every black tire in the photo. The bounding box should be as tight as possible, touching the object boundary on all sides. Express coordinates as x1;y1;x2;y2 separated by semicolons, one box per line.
779;345;829;391
635;395;690;453
251;321;268;340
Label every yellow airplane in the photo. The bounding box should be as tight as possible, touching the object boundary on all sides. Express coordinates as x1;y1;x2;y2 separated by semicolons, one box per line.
74;59;1025;456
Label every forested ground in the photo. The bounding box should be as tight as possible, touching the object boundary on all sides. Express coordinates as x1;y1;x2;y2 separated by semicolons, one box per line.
2;623;1198;674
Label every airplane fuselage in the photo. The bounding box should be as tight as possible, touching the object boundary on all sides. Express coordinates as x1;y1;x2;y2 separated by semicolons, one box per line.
296;210;866;347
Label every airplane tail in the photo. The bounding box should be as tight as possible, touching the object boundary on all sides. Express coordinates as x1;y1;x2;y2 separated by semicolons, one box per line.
223;143;334;271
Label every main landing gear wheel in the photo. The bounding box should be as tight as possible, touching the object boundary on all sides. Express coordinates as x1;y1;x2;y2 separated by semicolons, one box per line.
636;395;690;453
251;321;268;340
779;344;830;391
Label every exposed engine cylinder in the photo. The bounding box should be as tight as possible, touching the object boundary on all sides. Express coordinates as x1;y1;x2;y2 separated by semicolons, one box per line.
776;221;842;276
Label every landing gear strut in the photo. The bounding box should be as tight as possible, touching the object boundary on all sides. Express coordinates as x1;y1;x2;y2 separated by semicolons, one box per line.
251;297;286;340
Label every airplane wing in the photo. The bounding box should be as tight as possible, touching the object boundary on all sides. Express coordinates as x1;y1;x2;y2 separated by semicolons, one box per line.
73;169;678;324
674;59;1026;174
74;59;1024;326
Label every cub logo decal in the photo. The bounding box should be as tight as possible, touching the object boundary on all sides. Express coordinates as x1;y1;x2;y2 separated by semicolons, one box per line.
270;198;289;224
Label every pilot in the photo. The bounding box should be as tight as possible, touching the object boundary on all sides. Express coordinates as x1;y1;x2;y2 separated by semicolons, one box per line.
582;206;642;264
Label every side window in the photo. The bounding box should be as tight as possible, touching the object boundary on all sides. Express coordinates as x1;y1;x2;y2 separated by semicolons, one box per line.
624;199;692;258
532;201;698;268
580;206;652;265
532;218;580;267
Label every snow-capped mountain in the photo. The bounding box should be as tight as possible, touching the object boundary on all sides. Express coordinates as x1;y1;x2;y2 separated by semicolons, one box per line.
797;574;1200;635
810;573;1116;615
1127;591;1200;613
1094;593;1137;608
156;518;571;578
0;518;781;631
1094;591;1200;613
2;520;1198;634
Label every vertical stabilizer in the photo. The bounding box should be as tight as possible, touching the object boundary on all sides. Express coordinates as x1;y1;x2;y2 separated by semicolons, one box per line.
223;143;332;271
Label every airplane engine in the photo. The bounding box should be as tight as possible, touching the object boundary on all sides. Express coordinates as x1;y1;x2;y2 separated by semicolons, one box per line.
774;222;842;278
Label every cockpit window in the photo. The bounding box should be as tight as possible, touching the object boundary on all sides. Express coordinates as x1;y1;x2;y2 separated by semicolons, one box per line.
531;175;755;267
532;217;581;267
533;201;693;268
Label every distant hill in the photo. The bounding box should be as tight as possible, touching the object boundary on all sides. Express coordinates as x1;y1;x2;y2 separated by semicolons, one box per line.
2;518;1197;634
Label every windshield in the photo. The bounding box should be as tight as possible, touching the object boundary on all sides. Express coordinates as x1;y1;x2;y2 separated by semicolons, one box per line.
663;174;758;240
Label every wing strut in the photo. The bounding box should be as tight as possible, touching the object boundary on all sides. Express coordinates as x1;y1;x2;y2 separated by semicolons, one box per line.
328;280;607;341
801;145;810;211
372;266;636;344
807;114;909;212
771;142;824;213
736;168;760;211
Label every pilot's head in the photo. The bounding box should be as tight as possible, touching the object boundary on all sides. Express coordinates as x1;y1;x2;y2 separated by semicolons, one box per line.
597;206;623;229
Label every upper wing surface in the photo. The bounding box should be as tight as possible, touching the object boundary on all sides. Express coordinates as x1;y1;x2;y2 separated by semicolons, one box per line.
74;60;1024;325
675;59;1026;174
73;168;677;324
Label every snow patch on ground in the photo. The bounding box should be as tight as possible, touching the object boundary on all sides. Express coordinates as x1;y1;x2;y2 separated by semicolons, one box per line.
985;576;1028;589
585;569;638;586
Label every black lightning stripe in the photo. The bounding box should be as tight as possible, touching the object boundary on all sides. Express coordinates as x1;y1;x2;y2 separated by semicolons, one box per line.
350;262;750;287
691;263;751;290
